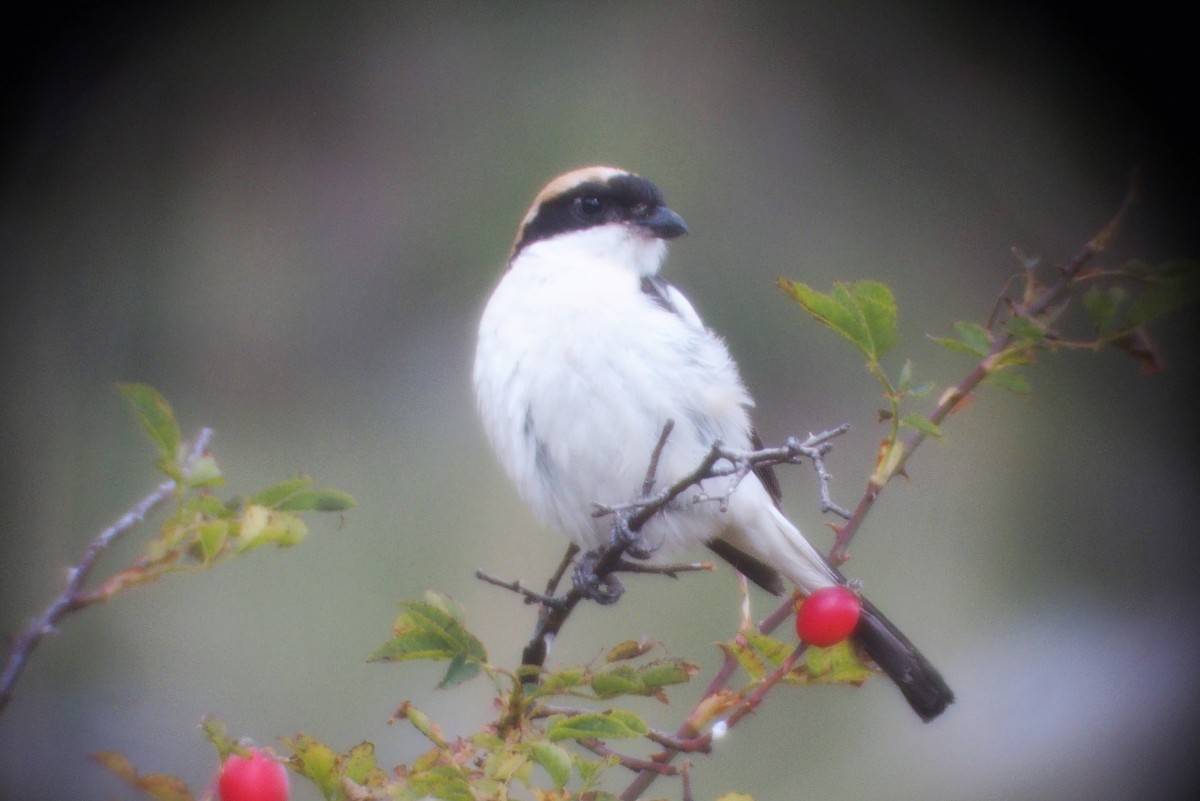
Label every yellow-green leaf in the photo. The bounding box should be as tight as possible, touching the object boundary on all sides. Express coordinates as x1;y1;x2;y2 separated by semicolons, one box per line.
197;520;230;562
407;766;475;801
200;716;239;760
531;741;573;789
343;741;383;786
183;454;223;489
284;734;340;797
803;640;871;685
718;639;769;682
900;414;942;438
275;487;357;512
400;701;448;748
547;710;648;741
779;279;898;364
118;383;181;465
92;751;193;801
252;477;313;508
638;658;696;690
605;639;656;662
743;630;794;667
591;664;643;698
368;594;487;688
984;368;1032;394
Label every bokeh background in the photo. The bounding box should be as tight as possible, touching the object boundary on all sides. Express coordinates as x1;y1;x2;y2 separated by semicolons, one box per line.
3;3;1198;799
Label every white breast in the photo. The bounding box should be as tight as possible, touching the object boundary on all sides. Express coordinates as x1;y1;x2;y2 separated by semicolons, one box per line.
474;231;757;553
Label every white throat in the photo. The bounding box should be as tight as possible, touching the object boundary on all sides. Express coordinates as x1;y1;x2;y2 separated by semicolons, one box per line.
517;224;669;277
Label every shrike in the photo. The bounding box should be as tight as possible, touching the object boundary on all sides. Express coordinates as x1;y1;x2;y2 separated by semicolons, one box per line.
474;166;953;721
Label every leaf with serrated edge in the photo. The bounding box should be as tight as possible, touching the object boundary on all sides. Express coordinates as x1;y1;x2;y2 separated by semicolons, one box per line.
547;710;648;741
850;280;898;358
343;742;380;785
275;488;357;512
780;280;870;359
605;639;656;662
639;659;696;689
591;664;643;698
804;640;871;685
985;369;1032;394
118;383;181;464
284;735;340;797
719;639;769;681
953;321;991;356
252;477;312;508
531;742;573;789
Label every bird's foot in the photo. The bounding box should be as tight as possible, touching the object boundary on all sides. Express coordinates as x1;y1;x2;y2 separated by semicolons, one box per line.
572;552;625;605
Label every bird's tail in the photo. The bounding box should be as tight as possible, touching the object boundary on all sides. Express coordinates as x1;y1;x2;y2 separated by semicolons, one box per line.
852;596;954;721
723;498;954;721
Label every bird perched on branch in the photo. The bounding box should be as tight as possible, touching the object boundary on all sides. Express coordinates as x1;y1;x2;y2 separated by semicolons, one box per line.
473;166;953;721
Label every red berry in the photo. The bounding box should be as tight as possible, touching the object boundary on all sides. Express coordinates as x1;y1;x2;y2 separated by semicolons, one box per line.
795;586;861;647
218;748;289;801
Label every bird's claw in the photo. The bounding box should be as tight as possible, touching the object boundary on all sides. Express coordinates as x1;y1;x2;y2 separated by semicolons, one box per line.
572;552;625;605
612;514;655;560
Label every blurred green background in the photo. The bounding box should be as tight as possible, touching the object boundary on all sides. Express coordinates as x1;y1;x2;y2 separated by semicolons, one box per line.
2;3;1198;799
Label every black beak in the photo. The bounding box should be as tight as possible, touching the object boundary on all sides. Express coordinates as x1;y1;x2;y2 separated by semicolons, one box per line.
640;206;688;239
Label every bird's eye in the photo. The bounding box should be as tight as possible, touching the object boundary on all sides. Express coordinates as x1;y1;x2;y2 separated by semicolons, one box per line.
577;195;603;216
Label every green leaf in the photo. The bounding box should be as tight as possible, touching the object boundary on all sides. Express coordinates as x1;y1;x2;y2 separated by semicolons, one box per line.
183;454;223;489
535;666;588;695
1083;285;1126;334
181;493;230;524
200;716;239;761
638;658;696;690
236;506;308;552
605;639;656;662
928;334;980;356
275;488;357;512
742;630;795;667
1128;259;1200;325
92;751;193;801
1003;316;1045;344
400;701;448;748
530;741;573;789
952;321;991;356
591;664;643;699
547;709;648;741
718;639;769;681
283;735;340;798
803;640;871;685
441;653;482;687
118;383;182;465
368;593;488;688
900;414;942;438
407;765;475;801
779;279;897;364
252;477;313;508
197;520;230;562
984;368;1032;394
343;742;386;787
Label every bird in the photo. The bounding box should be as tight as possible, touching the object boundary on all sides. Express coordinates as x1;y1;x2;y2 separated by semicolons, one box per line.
473;165;954;721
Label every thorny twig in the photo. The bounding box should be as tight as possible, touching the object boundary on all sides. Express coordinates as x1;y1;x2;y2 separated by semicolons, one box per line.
488;421;852;672
0;428;214;717
618;171;1144;800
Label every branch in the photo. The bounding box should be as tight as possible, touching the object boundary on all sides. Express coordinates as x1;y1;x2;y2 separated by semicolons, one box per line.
504;422;850;673
0;428;214;717
619;175;1143;799
827;173;1139;563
